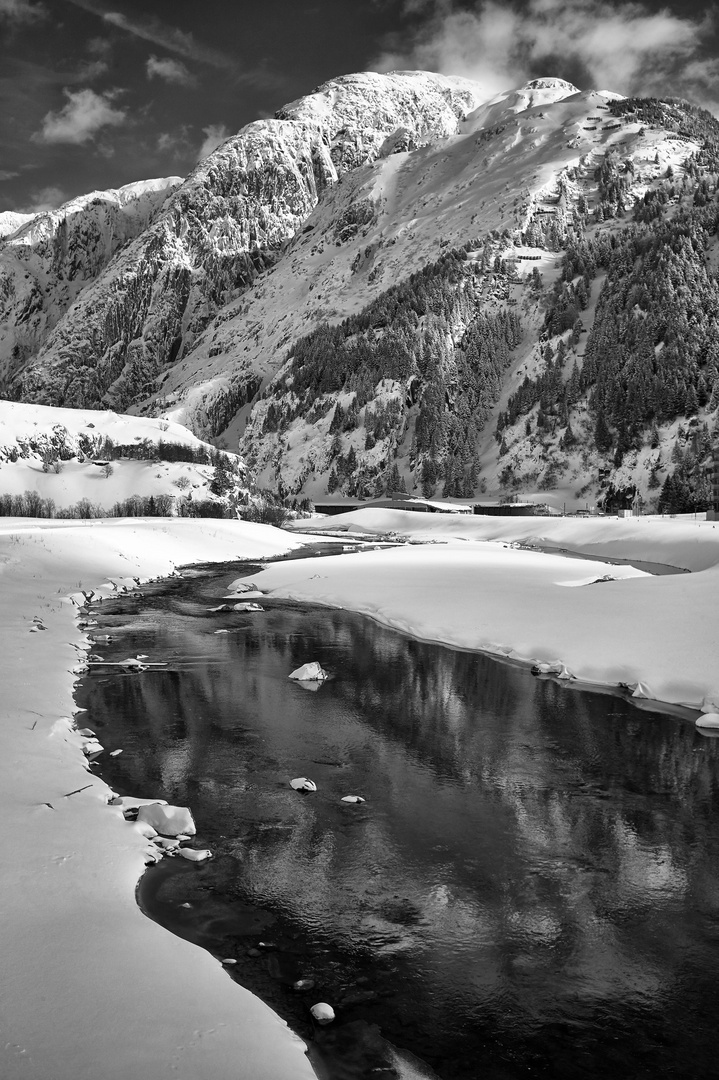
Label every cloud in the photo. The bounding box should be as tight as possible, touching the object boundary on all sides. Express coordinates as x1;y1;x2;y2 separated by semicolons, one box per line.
372;0;719;108
20;185;67;213
157;126;194;159
75;58;109;81
64;1;285;88
197;123;230;161
33;87;127;145
0;0;45;23
0;169;20;181
65;0;236;70
146;55;195;85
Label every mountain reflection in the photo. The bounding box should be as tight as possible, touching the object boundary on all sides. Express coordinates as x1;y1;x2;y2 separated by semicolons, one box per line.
78;569;719;1079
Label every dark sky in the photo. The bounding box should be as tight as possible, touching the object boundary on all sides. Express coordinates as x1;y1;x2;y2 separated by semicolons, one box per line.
1;0;717;214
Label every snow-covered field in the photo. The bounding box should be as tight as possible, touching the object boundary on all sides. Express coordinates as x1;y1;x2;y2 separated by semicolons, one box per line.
2;508;717;1079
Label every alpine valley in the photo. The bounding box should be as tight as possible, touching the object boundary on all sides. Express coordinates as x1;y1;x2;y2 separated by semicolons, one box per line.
3;69;719;513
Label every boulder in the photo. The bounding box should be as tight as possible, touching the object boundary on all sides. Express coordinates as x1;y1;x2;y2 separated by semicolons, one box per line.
341;795;365;804
310;1003;335;1025
290;777;317;792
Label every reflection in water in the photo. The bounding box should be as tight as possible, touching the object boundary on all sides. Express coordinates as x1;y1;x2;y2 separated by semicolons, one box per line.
77;564;719;1080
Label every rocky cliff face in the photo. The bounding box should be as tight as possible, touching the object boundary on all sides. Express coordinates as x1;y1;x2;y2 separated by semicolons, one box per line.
0;178;181;386
12;71;483;413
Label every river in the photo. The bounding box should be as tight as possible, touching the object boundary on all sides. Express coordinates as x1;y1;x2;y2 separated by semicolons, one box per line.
76;557;719;1080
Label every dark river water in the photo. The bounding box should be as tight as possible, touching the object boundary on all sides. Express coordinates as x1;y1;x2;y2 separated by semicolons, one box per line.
76;558;719;1080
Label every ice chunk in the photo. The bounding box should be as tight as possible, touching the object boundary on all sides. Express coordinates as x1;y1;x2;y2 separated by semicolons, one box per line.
289;662;329;682
175;847;212;862
290;777;317;792
136;803;196;837
310;1002;335;1024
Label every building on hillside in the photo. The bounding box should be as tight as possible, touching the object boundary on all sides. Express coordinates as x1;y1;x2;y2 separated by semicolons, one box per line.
312;494;473;516
473;502;551;517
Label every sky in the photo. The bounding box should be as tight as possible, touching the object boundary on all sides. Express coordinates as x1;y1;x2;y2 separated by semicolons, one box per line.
1;0;718;215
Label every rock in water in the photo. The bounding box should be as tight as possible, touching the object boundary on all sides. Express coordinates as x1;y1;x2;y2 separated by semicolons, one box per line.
174;847;212;862
696;712;719;729
290;777;317;792
341;795;365;804
118;657;147;672
289;661;328;682
310;1002;335;1025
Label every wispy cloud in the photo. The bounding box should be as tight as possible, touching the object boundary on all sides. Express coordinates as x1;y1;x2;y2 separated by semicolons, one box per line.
64;1;285;88
65;0;236;70
32;87;127;144
197;123;230;161
0;168;20;181
20;184;67;212
146;55;195;86
157;126;194;159
373;0;719;109
0;0;46;24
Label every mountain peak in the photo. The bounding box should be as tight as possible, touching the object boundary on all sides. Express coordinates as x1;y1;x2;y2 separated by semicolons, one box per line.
521;77;580;93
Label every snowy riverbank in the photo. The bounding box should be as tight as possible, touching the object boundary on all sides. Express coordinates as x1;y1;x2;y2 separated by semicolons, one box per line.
2;511;718;1080
276;509;719;712
0;518;316;1080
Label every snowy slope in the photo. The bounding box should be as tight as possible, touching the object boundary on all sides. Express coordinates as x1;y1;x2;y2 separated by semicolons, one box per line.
0;210;34;238
13;72;485;415
0;400;244;514
230;84;703;499
0;178;181;384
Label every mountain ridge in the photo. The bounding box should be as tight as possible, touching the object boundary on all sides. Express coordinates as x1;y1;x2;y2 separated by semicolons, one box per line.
3;71;719;514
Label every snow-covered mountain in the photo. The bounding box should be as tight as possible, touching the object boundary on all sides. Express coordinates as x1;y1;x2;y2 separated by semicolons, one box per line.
11;72;482;418
3;70;719;513
0;177;182;386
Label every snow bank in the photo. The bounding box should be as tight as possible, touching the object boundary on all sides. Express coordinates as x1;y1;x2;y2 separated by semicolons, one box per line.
0;517;314;1080
272;510;719;712
290;507;719;572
